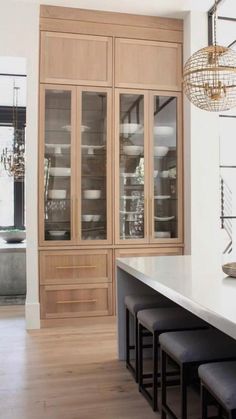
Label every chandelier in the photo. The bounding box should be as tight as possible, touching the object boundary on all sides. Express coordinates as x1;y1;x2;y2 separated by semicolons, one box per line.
183;0;236;112
0;85;25;180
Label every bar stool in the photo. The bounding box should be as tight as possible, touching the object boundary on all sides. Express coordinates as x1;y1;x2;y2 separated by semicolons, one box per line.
160;329;236;419
199;361;236;419
125;294;175;382
137;307;208;411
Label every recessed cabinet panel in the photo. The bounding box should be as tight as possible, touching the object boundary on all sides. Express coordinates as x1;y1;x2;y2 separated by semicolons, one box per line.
41;32;112;86
115;38;182;91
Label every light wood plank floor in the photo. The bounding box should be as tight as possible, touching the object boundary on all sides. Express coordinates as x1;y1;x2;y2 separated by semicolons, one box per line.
0;307;204;419
0;307;159;419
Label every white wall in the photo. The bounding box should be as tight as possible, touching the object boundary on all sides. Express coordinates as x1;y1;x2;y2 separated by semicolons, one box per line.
184;11;222;263
0;0;40;328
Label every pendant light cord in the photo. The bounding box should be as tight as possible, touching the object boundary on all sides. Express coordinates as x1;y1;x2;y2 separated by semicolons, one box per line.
214;0;217;46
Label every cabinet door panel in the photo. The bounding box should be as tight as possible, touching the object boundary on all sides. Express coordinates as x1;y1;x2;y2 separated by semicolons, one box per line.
115;38;182;91
78;87;112;244
39;85;77;245
115;90;149;244
150;92;183;243
41;32;112;86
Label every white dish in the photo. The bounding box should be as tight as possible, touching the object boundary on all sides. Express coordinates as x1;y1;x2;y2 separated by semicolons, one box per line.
120;211;138;215
120;173;137;178
154;195;171;200
84;190;101;199
48;189;67;199
50;167;71;176
82;145;105;155
93;215;101;222
62;125;71;132
154;216;175;221
160;170;169;178
48;230;66;237
46;144;70;155
121;196;139;200
154;126;174;136
82;215;93;222
154;231;171;238
81;125;90;132
154;146;169;157
123;145;144;156
153;170;159;178
120;123;143;134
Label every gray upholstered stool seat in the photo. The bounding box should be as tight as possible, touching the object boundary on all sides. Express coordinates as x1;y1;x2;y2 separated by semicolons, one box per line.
199;361;236;417
125;294;173;315
137;307;208;411
160;329;236;364
124;294;174;383
160;329;236;419
137;307;207;332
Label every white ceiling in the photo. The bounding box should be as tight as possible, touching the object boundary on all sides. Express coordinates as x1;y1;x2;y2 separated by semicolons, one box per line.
14;0;215;18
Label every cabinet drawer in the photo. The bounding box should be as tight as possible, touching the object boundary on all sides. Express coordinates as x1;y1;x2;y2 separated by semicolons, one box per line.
40;250;112;285
115;247;183;258
40;32;112;86
40;283;112;319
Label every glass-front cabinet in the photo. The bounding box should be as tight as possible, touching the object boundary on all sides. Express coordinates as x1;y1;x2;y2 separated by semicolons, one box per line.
115;90;182;244
116;91;149;243
39;85;112;245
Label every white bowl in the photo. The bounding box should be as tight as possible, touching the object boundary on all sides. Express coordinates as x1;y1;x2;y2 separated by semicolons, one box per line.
160;170;169;178
50;167;71;176
84;190;101;199
0;230;26;243
153;170;159;178
48;230;66;237
154;146;169;157
154;231;171;238
93;215;101;222
154;126;174;136
120;123;143;134
123;146;144;156
48;189;66;199
82;215;93;222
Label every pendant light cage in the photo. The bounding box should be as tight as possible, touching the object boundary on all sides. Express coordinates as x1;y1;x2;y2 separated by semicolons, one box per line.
183;0;236;112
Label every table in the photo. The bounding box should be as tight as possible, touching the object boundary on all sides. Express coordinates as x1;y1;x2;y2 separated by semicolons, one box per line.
116;255;236;360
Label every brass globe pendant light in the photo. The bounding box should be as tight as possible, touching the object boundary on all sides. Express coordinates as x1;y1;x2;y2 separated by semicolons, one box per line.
183;0;236;112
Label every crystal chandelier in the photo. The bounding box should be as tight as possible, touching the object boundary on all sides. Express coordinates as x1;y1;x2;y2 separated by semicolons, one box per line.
0;85;25;180
183;0;236;112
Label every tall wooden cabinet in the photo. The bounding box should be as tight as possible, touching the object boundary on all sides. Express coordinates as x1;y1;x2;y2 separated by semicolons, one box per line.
39;6;184;326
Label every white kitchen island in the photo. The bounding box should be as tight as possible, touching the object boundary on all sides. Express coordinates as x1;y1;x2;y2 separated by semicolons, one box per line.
116;255;236;360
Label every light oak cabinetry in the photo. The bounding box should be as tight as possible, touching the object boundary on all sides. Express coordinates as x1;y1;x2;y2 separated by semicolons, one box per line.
39;6;184;326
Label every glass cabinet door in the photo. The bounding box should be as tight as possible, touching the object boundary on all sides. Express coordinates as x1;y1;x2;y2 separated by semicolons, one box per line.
42;86;75;243
151;93;181;241
79;88;111;243
116;91;148;242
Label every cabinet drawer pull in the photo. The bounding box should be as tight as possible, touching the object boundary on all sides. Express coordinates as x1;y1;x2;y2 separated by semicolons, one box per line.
56;265;96;270
56;299;97;304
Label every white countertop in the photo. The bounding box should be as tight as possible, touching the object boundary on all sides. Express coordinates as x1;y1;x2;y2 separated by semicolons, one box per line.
0;240;26;253
117;255;236;340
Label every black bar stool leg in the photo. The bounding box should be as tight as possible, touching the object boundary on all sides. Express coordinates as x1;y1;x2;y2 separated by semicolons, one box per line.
125;308;130;367
135;317;139;382
181;365;188;419
138;322;143;391
153;331;158;411
161;349;167;419
230;410;236;419
201;385;208;419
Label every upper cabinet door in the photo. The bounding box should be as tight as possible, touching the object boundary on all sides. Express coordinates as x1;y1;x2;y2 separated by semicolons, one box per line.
149;91;183;244
39;85;77;245
40;32;113;86
115;38;182;91
78;87;112;245
115;90;149;244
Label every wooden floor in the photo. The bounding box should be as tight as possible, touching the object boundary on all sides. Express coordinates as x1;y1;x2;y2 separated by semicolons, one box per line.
0;307;204;419
0;307;159;419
